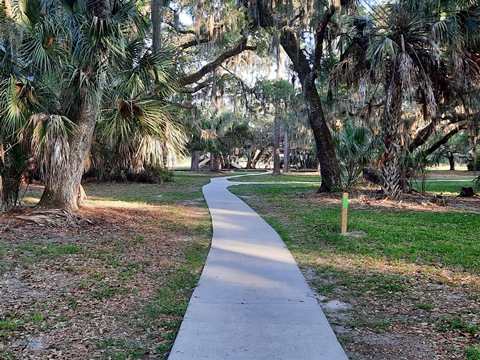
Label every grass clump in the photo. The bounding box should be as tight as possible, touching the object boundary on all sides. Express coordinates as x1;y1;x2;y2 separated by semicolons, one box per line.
466;348;480;360
19;244;82;257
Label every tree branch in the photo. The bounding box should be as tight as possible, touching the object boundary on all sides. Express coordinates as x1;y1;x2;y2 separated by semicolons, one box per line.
409;111;479;152
179;80;212;94
178;38;211;52
167;101;195;109
312;5;336;80
177;37;256;87
426;124;468;155
166;21;195;35
220;65;257;113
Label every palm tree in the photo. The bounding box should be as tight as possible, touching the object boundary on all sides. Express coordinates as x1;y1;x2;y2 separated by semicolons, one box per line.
1;0;179;211
0;8;34;210
331;0;480;198
96;46;186;176
333;121;381;188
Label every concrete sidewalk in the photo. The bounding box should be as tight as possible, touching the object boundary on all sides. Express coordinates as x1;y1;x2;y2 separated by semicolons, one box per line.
168;176;348;360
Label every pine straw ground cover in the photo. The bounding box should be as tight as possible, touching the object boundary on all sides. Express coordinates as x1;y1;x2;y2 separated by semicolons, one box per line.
0;173;217;360
230;171;480;360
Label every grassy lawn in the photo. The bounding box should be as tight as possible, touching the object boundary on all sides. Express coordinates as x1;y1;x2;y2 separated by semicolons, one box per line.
229;173;480;359
0;172;218;360
229;172;321;183
412;180;477;195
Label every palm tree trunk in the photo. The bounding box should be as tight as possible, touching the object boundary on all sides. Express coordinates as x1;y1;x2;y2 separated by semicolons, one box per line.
381;71;403;199
4;0;12;17
38;96;97;211
37;0;110;211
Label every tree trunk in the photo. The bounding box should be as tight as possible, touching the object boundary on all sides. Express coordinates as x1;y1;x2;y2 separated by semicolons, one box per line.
380;70;403;199
274;5;341;192
251;148;266;169
272;104;281;176
37;0;110;212
245;146;254;169
191;150;201;172
209;153;221;172
283;127;290;172
151;0;164;51
472;136;478;176
38;96;97;212
0;173;20;211
303;76;341;192
447;152;455;171
4;0;12;17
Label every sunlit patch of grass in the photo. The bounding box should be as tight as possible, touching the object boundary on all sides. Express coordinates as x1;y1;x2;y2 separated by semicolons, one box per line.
230;172;321;183
415;180;477;195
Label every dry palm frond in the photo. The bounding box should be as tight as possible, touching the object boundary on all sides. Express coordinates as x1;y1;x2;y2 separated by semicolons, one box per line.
398;51;415;101
330;57;355;89
419;76;437;116
31;114;74;185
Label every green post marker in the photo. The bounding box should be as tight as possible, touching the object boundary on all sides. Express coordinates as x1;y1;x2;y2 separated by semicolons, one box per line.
341;192;348;234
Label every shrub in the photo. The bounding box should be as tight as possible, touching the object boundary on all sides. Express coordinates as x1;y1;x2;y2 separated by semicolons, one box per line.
126;166;174;183
84;166;174;183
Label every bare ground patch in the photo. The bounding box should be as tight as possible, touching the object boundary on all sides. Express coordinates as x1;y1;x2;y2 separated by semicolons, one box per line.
0;190;210;359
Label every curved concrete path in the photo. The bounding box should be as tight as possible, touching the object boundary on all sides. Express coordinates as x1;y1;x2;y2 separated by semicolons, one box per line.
168;176;348;360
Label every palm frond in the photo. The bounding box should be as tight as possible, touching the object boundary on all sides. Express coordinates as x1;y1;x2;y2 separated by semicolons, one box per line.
398;51;415;101
111;0;148;36
115;44;176;97
99;97;185;169
0;76;35;137
366;34;399;70
21;16;65;74
30;114;75;184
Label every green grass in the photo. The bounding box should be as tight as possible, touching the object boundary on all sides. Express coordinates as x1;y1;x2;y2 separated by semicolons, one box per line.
5;172;215;359
19;244;82;257
465;348;480;360
138;240;209;359
414;180;478;194
230;172;321;183
435;316;479;335
230;184;480;272
95;337;147;360
230;179;480;357
84;172;220;205
416;302;435;311
313;265;409;298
